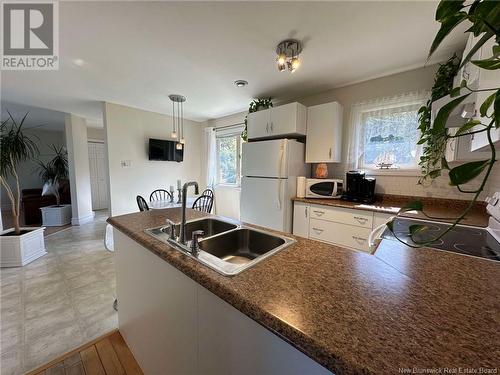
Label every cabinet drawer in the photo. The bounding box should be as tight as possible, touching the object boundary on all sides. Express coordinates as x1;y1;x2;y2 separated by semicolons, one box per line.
309;204;373;228
309;219;371;252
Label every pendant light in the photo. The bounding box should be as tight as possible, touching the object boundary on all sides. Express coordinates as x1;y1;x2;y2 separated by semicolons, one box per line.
168;94;186;149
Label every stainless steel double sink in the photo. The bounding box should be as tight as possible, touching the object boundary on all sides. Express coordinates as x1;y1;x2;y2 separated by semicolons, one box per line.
145;217;295;276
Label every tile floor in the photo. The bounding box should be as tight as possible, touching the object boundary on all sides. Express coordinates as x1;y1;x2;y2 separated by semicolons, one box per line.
1;211;117;375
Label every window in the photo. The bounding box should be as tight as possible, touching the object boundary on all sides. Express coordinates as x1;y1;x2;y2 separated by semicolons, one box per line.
216;133;242;186
349;93;428;173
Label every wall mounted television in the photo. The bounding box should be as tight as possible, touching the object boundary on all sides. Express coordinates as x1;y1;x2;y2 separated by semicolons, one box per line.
148;138;183;162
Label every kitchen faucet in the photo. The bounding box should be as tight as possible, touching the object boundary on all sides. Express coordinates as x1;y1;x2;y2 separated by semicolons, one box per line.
179;181;199;244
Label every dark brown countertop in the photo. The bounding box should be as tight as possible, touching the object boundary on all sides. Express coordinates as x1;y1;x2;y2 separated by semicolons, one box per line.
293;194;489;227
108;208;499;375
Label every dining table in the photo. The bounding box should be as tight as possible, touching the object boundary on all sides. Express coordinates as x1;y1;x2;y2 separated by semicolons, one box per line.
149;197;197;210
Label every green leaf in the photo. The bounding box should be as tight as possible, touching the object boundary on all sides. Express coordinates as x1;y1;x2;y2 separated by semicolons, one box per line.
386;220;394;232
480;92;496;117
472;58;500;70
400;201;423;213
459;31;494;68
433;93;471;132
429;13;468;58
435;0;465;21
448;160;490;186
455;119;482;135
429;169;442;178
449;87;462;97
493;45;500;57
409;224;428;236
494;91;500;129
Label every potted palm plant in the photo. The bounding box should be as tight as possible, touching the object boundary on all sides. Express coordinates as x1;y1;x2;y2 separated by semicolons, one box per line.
0;112;47;267
38;145;71;226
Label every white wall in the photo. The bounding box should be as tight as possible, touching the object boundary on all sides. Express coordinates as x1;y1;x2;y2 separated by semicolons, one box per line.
87;127;105;141
1;128;65;208
104;102;204;216
65;114;94;224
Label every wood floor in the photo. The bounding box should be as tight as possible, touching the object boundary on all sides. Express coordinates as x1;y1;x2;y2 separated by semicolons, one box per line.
25;330;143;375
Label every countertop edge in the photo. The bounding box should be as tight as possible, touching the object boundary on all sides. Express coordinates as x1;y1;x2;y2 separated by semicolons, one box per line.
108;216;359;375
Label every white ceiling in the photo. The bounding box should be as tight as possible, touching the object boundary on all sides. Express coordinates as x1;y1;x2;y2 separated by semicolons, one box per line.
1;1;467;125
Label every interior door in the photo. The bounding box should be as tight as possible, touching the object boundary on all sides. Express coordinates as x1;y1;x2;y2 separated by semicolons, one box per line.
88;142;109;210
240;177;286;231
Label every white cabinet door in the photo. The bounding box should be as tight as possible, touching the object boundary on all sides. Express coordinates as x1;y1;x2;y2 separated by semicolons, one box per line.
470;91;500;151
469;37;500;151
114;230;198;374
306;102;342;163
293;202;309;238
197;286;331;375
270;102;307;137
247;108;271;140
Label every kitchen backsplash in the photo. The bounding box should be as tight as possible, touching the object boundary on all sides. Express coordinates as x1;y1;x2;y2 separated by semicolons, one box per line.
310;163;500;201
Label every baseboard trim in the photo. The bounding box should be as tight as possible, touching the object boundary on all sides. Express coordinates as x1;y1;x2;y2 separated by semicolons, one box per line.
71;212;95;225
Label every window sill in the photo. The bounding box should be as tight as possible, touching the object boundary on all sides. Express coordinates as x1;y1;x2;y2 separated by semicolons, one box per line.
363;169;422;177
215;184;241;190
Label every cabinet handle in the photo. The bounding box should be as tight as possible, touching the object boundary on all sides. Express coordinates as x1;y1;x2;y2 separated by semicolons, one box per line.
352;236;366;242
266;123;269;133
329;148;332;158
305;207;308;218
313;210;325;216
312;227;324;234
270;122;274;132
353;216;368;223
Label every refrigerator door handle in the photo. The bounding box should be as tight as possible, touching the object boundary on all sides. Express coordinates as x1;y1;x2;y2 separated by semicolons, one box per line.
276;141;285;210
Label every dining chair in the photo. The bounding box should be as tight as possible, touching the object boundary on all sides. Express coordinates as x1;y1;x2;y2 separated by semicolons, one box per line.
201;188;214;199
150;189;173;202
192;194;214;213
136;195;150;211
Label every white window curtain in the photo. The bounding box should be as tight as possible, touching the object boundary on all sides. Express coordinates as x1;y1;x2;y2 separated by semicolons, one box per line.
204;127;217;188
346;90;430;171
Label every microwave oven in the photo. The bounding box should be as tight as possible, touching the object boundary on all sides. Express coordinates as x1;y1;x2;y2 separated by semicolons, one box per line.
305;179;343;199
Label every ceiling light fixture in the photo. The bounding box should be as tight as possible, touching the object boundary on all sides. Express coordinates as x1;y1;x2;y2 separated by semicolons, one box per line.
276;39;302;73
168;94;186;149
73;58;85;67
234;80;248;87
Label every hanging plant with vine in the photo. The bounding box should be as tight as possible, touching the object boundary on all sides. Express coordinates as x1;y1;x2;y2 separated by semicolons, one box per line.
388;0;500;246
241;98;273;141
417;54;460;182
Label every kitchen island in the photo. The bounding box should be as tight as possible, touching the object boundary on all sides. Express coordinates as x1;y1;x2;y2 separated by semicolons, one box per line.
108;208;499;375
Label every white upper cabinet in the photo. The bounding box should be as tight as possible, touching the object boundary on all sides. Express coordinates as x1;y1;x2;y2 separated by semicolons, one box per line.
247;102;307;140
247;109;271;140
469;36;500;151
306;102;343;163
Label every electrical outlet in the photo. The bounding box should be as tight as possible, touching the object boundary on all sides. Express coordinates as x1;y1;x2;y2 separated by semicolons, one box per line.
120;160;131;167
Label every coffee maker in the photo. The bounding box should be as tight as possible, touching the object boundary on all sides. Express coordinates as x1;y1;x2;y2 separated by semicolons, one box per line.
341;170;376;203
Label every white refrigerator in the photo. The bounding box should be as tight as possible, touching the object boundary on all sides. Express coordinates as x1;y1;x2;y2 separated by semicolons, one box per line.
240;139;307;233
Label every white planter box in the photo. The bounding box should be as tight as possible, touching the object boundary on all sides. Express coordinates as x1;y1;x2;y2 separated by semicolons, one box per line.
40;204;72;226
0;227;46;267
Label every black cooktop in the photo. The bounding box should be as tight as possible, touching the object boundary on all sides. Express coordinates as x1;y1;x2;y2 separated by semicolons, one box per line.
382;217;500;262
